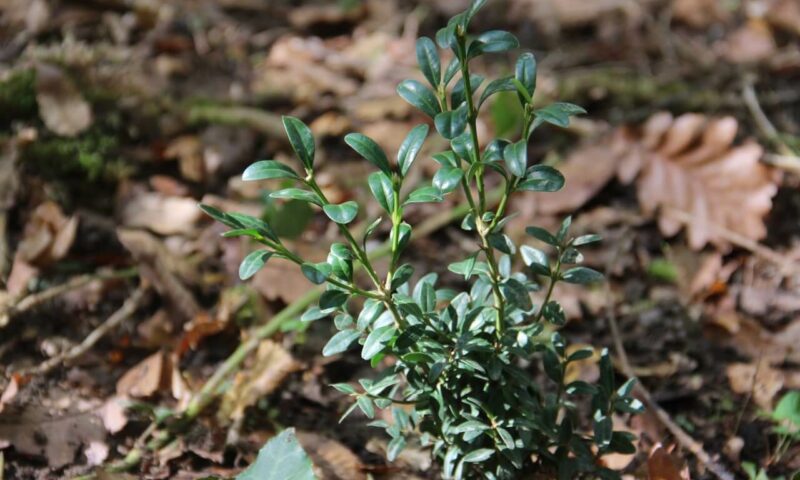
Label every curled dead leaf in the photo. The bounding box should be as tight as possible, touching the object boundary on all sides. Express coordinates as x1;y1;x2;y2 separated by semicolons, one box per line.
116;351;168;398
296;431;366;480
35;63;93;137
647;443;690;480
120;192;202;236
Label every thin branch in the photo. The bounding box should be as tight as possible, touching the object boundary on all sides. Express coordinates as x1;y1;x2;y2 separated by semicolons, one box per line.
742;79;799;158
15;286;148;376
1;268;138;328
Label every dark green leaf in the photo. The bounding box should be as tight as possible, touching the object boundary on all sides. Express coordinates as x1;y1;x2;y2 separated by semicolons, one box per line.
363;217;382;244
282;116;315;170
433;151;459;168
463;448;494;463
452;420;489;434
542;301;565;326
404;185;443;205
561;266;603;284
451;132;475;162
323;201;359;224
478;76;516;108
518;165;564;192
391;264;414;291
319;289;349;310
435;23;458;50
593;411;612;449
242;160;300;181
468;30;519;58
503;140;527;177
328;243;353;281
525;226;558;245
362;325;396;360
452;74;483;108
387;436;406;462
301;306;330;322
557;215;572;242
345;133;391;175
356;395;375;419
543;348;562;383
488;233;516;254
520;245;550;276
221;228;261;239
236;428;314;480
443;57;460;85
270;188;323;206
482;139;510;163
448;252;478;279
322;329;360;356
416;37;441;88
434;103;468;140
330;383;356;395
501;278;532;311
397;80;441;118
301;262;331;284
239;250;272;280
433;166;464;193
397;124;429;176
515;52;537;104
532;102;586;130
199;204;239;229
608;431;637;454
573;234;602;246
568;348;595;363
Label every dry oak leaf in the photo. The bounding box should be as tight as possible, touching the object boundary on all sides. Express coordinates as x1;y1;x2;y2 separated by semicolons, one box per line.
617;112;777;250
35;63;92;137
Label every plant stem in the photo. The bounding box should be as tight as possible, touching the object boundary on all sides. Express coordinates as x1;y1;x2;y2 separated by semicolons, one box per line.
533;251;561;324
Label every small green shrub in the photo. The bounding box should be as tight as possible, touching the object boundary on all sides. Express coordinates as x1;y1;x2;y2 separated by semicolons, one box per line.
203;1;642;478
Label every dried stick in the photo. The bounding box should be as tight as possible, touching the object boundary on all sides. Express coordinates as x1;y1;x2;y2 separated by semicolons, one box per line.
742;79;798;158
1;268;138;327
15;286;148;376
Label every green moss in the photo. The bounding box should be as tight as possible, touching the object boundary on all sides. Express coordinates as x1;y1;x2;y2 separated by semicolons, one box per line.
0;69;38;127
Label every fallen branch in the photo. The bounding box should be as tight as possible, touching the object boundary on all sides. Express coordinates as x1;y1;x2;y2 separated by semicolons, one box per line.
1;268;139;329
742;78;799;158
187;104;285;139
15;285;148;377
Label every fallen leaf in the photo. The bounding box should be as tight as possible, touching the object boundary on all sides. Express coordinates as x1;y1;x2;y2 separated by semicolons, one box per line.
647;443;690;480
0;405;106;468
218;340;301;423
296;431;366;480
99;396;128;434
726;360;784;409
617;112;777;250
718;19;777;64
765;0;800;36
84;440;109;466
0;378;19;414
116;351;167;398
672;0;731;28
120;192;202;236
164;135;204;183
35;63;92;137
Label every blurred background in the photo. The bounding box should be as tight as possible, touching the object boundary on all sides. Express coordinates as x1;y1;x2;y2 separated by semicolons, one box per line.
0;0;799;478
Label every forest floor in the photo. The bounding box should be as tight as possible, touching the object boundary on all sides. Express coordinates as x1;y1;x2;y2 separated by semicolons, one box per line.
1;0;799;479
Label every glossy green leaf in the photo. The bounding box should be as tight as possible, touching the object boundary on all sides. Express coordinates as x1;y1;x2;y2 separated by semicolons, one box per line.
227;212;279;243
270;188;323;207
397;80;441;118
356;395;375;419
362;325;396;360
242;160;300;181
344;133;391;175
448;252;478;279
468;30;519;58
561;266;603;284
517;165;564;192
239;250;272;280
322;329;360;357
331;383;356;395
503;140;527;177
478;76;516;108
236;428;314;480
328;243;353;281
282;116;315;170
501;278;532;311
434;103;468;140
323;201;359;224
532;102;586;130
404;185;443;205
416;37;441;88
398;124;429;177
593;410;612;449
452;74;484;108
462;448;494;463
390;264;414;291
435;23;458;50
515;52;537;104
199;204;239;229
542;301;565;326
488;233;516;254
525;226;558;246
451;132;475;162
573;234;602;246
433;166;463;193
520;245;550;276
301;262;331;285
443;57;460;85
319;289;349;310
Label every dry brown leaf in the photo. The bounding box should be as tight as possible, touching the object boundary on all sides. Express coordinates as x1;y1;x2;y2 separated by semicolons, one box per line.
218;340;301;423
509;0;646;29
672;0;731;28
296;431;366;480
99;396;128;434
35;63;93;137
164;135;204;183
718;19;777;64
0;405;106;469
120;191;202;236
765;0;800;36
116;351;168;398
648;443;690;480
617;112;777;250
726;360;785;409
